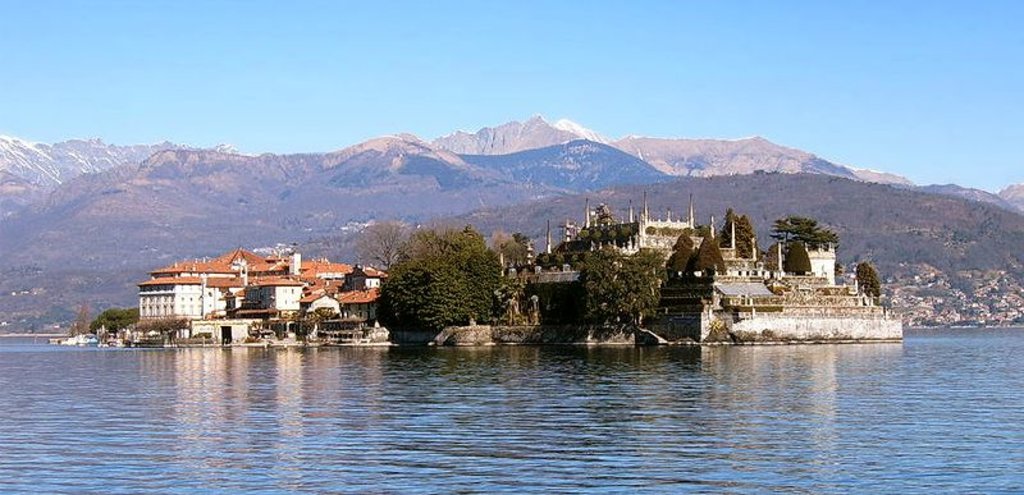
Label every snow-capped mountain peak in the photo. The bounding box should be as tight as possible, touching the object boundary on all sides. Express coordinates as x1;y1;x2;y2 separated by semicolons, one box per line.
0;134;187;188
432;116;609;155
552;118;608;143
213;143;243;155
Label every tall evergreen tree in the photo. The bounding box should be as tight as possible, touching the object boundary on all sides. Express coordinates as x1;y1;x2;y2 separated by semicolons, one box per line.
856;261;882;298
667;230;696;273
783;242;813;274
720;209;757;258
693;237;726;274
771;216;839;248
764;242;783;271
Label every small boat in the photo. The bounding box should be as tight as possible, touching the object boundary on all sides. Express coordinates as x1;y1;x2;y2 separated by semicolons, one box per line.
59;334;100;347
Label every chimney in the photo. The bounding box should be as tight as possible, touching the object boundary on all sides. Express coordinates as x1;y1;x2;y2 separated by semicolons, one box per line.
290;251;301;276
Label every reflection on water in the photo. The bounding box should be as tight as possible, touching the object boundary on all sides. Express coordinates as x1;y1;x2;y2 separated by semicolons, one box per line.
0;330;1021;493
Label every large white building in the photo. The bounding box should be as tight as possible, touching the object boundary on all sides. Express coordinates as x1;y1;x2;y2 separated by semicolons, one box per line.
138;248;344;320
138;277;207;319
241;278;305;315
138;247;384;324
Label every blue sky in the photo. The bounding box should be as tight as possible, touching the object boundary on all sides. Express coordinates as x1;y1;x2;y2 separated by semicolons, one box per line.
1;1;1022;190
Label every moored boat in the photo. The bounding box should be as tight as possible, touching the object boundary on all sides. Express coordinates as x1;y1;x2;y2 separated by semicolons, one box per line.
58;334;100;347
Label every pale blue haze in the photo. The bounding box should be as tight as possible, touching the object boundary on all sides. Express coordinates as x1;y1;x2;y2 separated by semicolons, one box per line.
1;1;1022;189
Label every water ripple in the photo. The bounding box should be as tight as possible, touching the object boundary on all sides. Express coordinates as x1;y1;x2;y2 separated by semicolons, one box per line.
1;329;1022;493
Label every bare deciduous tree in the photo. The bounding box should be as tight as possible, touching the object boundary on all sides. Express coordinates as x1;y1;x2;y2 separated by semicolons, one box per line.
69;303;91;336
356;220;409;269
490;231;530;267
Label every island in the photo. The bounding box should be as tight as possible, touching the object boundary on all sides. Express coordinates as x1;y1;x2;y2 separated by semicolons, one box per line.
65;195;900;347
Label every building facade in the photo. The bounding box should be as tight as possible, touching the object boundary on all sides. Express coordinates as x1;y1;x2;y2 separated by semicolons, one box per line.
137;247;386;340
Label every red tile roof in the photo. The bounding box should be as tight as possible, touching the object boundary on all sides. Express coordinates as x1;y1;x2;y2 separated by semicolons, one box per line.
362;267;387;278
151;248;287;276
143;248;363;290
300;291;336;304
150;261;236;275
338;288;380;304
138;277;203;287
138;275;245;288
205;277;244;289
301;259;354;277
250;277;305;287
213;248;266;266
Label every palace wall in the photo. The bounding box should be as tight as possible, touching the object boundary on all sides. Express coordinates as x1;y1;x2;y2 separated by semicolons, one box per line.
722;314;903;343
390;325;637;345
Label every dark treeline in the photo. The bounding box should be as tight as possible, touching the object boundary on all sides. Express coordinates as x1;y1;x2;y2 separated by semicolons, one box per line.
373;210;882;331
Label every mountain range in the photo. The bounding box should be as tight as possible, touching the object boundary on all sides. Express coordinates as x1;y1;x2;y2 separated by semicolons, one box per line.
433;116;610;154
431;116;914;185
1;115;1023;329
0;136;188;218
5;116;1022;217
999;184;1024;211
461;173;1024;270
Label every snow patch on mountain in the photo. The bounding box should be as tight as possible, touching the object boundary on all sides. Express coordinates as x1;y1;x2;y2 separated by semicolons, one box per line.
552;119;608;143
0;136;188;188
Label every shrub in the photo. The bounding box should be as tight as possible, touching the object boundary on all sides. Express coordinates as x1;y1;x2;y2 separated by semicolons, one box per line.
693;238;726;274
784;242;813;274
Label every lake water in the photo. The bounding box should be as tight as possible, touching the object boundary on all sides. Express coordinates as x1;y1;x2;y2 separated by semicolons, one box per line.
0;329;1021;494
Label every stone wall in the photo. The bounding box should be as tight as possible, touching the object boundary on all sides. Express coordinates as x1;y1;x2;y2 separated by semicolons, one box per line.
388;328;443;345
390;317;901;346
647;314;707;343
431;325;636;346
721;314;902;343
190;319;258;343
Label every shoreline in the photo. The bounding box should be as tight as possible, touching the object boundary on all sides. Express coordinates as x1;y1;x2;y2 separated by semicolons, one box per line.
14;327;1022;348
4;326;1020;339
31;341;908;349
